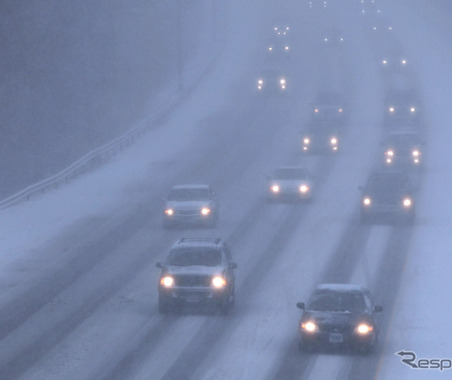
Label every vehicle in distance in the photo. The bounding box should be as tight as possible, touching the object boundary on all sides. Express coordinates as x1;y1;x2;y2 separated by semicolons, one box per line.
163;184;219;228
296;284;383;353
384;89;421;127
311;91;346;126
156;238;237;314
359;170;415;224
301;122;340;153
273;25;290;37
322;28;345;46
257;68;288;94
268;167;313;201
381;131;425;168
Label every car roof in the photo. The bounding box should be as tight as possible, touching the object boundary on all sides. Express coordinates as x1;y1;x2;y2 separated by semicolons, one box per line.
316;283;368;293
171;237;223;250
171;184;211;191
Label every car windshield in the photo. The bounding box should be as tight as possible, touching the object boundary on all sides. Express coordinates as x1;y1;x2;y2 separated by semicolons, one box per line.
367;176;407;193
385;134;421;146
308;291;367;313
386;91;418;105
167;248;222;266
168;188;210;201
274;168;308;180
315;92;342;105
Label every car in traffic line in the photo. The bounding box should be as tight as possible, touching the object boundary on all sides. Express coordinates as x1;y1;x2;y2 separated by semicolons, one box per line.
256;68;288;94
359;170;415;224
381;130;425;168
163;184;219;228
296;284;383;353
268;167;313;201
301;122;340;153
311;91;347;126
384;89;421;127
156;238;237;314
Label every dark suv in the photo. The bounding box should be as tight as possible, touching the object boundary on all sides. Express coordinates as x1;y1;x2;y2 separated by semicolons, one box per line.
156;238;237;314
359;170;415;224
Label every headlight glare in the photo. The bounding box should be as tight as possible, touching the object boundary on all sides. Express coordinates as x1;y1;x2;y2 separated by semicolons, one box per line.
212;276;226;288
363;197;371;206
355;323;373;335
160;276;174;287
165;209;174;215
301;321;318;333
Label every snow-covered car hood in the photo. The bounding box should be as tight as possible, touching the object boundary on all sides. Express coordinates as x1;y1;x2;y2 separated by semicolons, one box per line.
165;200;213;210
166;265;224;277
303;310;372;326
270;179;312;188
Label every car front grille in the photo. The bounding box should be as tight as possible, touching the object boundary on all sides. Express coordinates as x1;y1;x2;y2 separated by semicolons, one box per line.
175;275;211;287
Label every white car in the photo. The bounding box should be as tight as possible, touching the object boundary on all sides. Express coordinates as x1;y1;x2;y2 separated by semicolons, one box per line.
163;184;219;228
268;167;313;201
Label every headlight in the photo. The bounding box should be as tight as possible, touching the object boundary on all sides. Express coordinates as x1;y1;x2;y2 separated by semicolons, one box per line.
301;321;318;333
385;150;394;156
403;198;412;208
299;185;309;193
338;108;343;113
314;108;319;113
271;185;280;193
389;107;395;113
330;137;338;145
258;79;263;85
363;197;372;206
165;209;174;216
303;137;310;144
201;207;211;215
160;276;174;288
268;46;273;51
355;323;373;335
401;59;407;65
324;37;329;43
284;45;290;51
280;78;286;85
382;59;388;65
212;276;226;288
412;150;420;157
410;106;416;113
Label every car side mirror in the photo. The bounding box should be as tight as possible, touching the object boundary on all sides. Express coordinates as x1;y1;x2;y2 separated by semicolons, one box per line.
374;305;383;313
156;262;163;269
229;262;238;269
296;302;305;310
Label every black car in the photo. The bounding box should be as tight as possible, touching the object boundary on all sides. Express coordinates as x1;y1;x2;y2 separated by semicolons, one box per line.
156;238;237;314
296;284;383;353
359;170;415;224
381;131;425;168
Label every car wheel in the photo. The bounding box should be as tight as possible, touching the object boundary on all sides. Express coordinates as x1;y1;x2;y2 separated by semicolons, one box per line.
158;295;171;314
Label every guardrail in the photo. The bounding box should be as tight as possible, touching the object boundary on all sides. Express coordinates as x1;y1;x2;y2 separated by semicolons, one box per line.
0;94;181;211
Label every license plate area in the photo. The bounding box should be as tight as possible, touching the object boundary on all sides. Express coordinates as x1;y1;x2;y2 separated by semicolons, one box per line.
329;333;344;344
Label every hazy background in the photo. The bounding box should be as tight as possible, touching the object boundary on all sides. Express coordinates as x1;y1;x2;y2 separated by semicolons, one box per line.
0;0;222;198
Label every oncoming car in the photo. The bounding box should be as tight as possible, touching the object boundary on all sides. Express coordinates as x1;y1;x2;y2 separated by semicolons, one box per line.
359;170;415;224
384;89;421;127
296;284;383;353
256;69;288;94
163;184;219;228
268;167;313;201
156;238;237;314
311;91;346;126
381;131;425;168
301;122;340;153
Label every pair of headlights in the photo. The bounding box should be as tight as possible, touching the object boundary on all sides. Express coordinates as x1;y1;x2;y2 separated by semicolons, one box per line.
160;276;226;288
164;208;211;216
270;185;310;193
301;321;373;335
362;197;412;208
